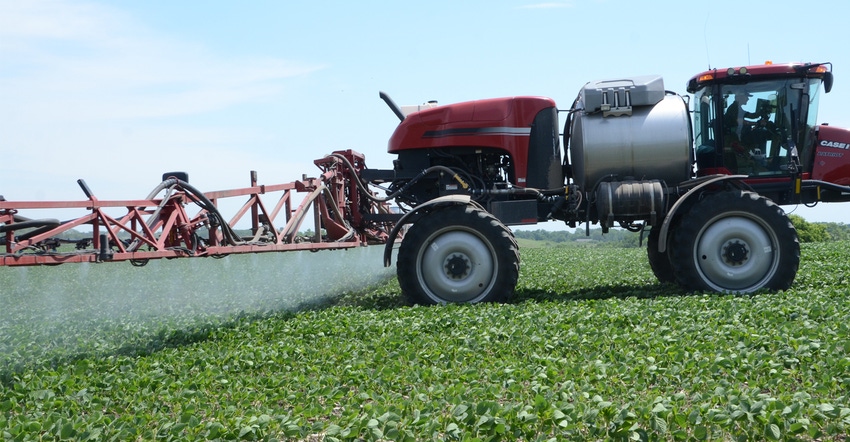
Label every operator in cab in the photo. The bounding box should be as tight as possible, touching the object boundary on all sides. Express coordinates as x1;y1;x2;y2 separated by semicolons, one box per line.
723;91;760;145
721;88;782;173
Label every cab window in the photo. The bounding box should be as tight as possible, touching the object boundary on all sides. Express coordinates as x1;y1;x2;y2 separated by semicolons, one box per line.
717;81;799;176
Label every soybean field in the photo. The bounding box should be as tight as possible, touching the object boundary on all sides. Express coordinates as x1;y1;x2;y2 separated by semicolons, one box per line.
1;241;848;441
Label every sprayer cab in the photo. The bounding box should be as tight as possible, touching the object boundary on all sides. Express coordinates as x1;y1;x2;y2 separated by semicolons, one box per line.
688;62;850;204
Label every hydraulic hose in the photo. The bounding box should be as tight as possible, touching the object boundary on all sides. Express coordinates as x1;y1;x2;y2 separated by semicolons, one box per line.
133;178;245;250
0;215;61;242
170;178;244;246
326;152;470;203
326;153;562;210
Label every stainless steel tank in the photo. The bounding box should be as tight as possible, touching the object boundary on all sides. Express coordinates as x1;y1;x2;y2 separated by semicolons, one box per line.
569;94;692;190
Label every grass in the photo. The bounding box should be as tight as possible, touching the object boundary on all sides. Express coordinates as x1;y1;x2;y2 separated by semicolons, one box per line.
1;241;848;441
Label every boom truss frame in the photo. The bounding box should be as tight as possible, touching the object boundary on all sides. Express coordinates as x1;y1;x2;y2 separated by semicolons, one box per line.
1;150;393;267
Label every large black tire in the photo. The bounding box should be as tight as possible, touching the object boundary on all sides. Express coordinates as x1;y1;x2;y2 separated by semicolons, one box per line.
646;226;676;284
397;205;519;305
669;190;799;292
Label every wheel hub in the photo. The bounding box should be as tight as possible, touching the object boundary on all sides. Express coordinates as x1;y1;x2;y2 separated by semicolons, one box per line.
444;253;471;279
722;240;749;265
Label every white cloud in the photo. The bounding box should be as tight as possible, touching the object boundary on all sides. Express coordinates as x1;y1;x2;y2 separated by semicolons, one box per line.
0;0;324;207
0;1;323;123
0;1;125;42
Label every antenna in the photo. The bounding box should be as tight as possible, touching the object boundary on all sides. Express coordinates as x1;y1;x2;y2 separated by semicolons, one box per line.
747;43;751;65
703;13;711;69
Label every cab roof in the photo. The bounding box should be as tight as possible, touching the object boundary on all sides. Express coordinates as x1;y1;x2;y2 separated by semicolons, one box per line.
687;62;832;93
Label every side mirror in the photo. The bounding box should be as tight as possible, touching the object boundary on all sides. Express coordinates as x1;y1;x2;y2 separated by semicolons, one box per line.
823;72;833;94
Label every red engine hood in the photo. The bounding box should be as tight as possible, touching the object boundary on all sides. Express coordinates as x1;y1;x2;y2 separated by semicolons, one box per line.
388;96;557;153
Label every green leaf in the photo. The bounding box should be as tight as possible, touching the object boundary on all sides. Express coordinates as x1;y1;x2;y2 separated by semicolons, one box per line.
451;404;469;418
59;422;75;439
239;426;254;438
688;410;702;425
325;424;341;436
651;415;667;433
818;403;835;414
788;422;806;435
694;425;708;440
765;423;781;440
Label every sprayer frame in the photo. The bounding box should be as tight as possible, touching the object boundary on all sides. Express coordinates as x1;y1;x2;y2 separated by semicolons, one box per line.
1;150;392;267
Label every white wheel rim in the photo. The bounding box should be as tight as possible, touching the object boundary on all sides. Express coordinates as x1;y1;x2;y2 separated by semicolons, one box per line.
416;228;497;303
693;213;779;292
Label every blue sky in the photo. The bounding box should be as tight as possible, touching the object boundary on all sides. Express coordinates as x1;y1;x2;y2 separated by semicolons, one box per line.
2;0;848;226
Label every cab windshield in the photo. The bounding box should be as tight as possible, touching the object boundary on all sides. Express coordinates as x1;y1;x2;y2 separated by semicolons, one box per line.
693;78;821;176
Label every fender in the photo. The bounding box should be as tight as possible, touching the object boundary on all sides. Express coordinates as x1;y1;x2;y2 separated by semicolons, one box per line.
657;175;749;253
382;195;484;267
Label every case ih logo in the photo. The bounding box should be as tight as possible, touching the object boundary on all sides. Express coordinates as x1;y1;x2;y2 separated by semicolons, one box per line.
820;140;850;150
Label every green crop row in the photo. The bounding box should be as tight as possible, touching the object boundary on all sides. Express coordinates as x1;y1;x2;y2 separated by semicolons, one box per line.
1;242;848;441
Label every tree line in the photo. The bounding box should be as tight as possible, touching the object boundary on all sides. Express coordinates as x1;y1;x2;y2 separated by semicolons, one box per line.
513;215;850;248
